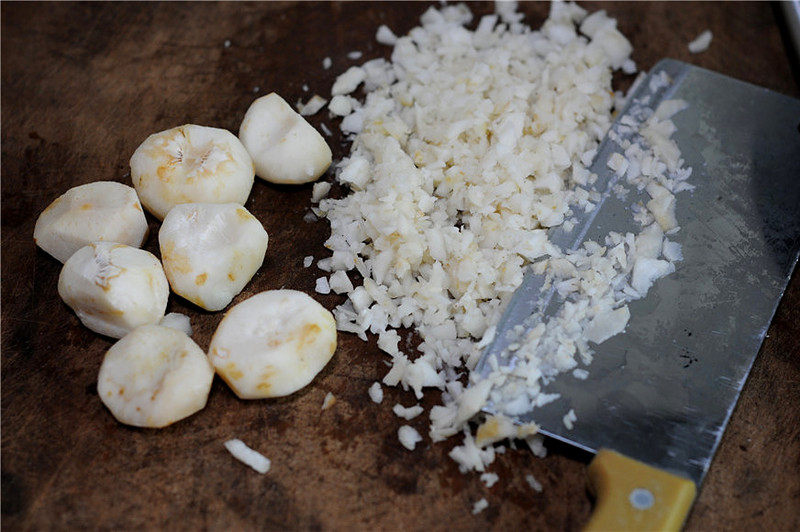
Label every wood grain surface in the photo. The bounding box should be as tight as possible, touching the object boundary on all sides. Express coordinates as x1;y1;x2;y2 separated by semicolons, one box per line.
2;2;799;530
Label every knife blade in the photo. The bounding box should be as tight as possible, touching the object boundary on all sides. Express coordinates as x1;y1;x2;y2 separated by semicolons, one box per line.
475;58;800;529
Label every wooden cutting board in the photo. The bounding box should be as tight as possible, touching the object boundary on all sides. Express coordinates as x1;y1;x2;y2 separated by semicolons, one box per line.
2;2;798;529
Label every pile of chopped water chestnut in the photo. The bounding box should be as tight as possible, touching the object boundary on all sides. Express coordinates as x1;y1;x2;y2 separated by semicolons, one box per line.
311;0;691;485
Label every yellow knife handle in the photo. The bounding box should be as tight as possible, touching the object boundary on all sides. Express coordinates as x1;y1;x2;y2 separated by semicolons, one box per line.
584;449;697;532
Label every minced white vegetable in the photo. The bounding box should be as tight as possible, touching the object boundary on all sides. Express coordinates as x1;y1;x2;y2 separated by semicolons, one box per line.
224;439;271;474
472;498;489;515
525;473;543;492
621;58;637;75
304;255;314;268
328;95;354;117
607;152;629;177
632;258;675;295
393;403;424;420
318;1;691;475
585;306;630;344
662;240;683;262
526;434;547;458
347;51;363;60
329;270;354;294
398;425;422;450
562;409;577;430
474;414;538;448
572;368;589;380
331;66;366;96
322;57;332;69
688;30;712;53
480;472;500;488
312;182;331;203
368;381;384;403
376;24;398;45
449;430;496;473
299;95;328;116
322;392;336;410
377;329;401;355
315;276;331;294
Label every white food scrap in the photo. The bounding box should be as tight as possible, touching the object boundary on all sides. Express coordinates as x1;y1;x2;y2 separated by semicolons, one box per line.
321;391;337;410
688;30;713;54
562;409;577;430
311;182;331;203
315;276;331;295
331;66;366;96
375;25;398;45
525;473;543;492
585;306;630;344
368;381;384;403
480;472;499;488
224;439;271;474
474;415;538;448
398;425;422;450
471;498;489;515
328;95;355;117
328;270;354;294
449;431;496;473
299;94;328;116
526;434;548;458
392;403;424;420
572;368;589;380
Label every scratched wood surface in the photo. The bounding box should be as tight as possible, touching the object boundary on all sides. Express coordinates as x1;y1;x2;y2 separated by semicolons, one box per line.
2;2;799;530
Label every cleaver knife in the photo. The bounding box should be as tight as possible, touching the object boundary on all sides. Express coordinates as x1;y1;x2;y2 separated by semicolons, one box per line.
475;59;800;530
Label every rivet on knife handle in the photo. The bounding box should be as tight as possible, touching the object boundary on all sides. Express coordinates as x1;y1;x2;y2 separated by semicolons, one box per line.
584;449;697;532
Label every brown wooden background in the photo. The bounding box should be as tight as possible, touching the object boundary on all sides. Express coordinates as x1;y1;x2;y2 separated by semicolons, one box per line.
2;2;799;530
